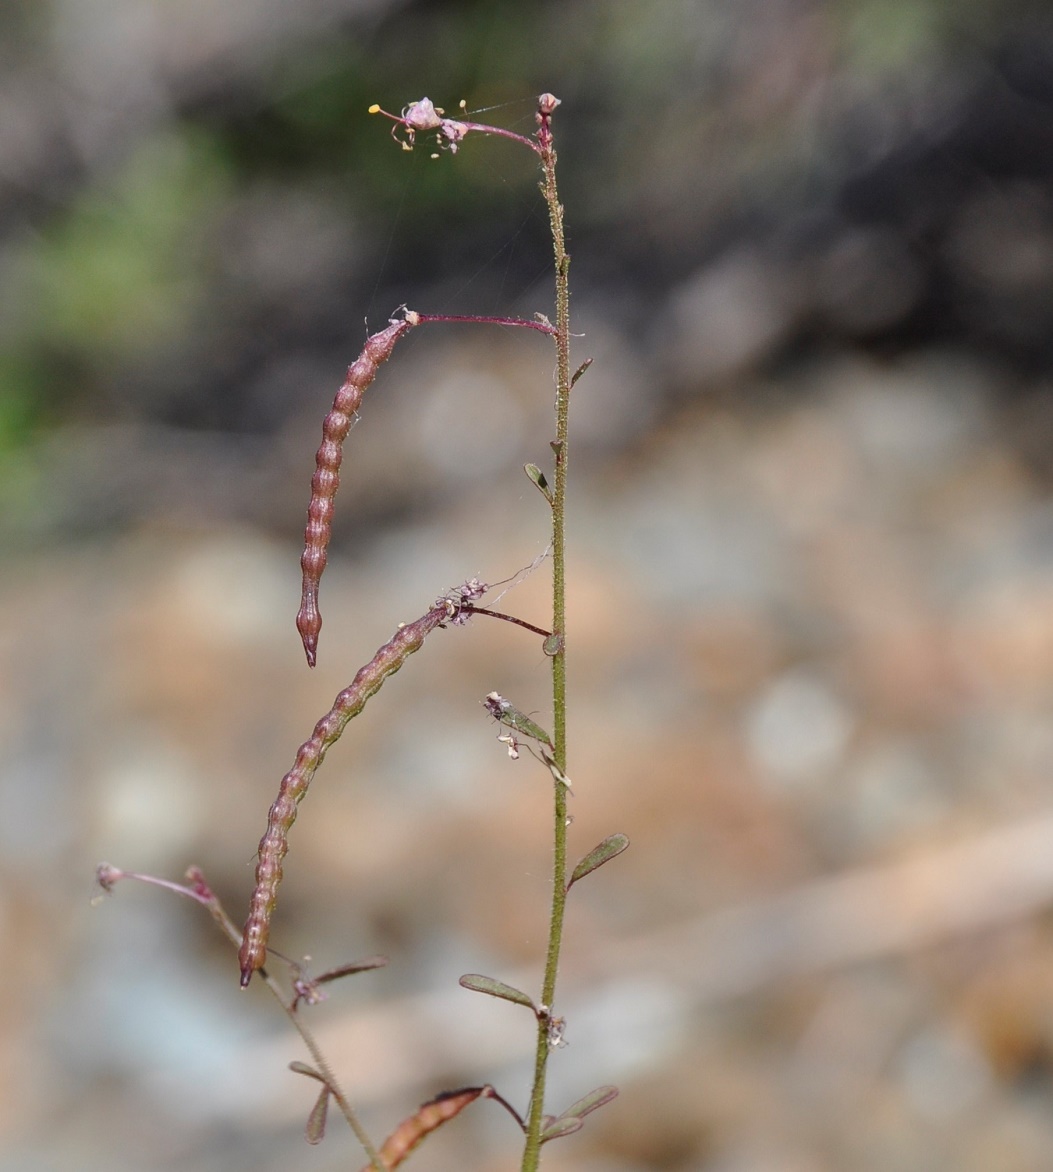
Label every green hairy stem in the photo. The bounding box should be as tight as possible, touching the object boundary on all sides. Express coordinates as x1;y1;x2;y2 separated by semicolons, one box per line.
520;93;573;1172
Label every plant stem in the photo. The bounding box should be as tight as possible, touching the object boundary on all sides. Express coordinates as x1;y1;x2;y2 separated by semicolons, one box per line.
521;109;572;1172
99;866;385;1170
204;894;386;1170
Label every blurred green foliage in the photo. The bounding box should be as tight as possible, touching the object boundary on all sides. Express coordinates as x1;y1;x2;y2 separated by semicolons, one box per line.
0;0;1048;468
0;357;37;453
15;129;231;367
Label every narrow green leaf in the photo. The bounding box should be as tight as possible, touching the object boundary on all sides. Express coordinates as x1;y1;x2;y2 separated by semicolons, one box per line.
459;973;536;1010
541;1090;619;1143
541;1116;584;1142
567;834;629;890
305;1086;330;1144
557;1085;619;1121
524;463;552;502
289;1061;326;1083
483;692;553;747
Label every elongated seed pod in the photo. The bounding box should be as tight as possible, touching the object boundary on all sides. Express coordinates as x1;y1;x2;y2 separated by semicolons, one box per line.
358;1086;494;1172
297;314;418;667
240;602;448;985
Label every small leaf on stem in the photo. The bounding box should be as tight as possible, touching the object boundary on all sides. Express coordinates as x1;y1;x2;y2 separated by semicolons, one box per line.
524;463;553;503
306;1085;330;1144
541;1116;584;1142
483;692;553;749
543;632;563;657
540;1085;619;1143
292;954;389;1007
459;973;537;1011
556;1085;619;1121
289;1060;326;1082
567;833;630;890
570;357;593;387
315;955;389;982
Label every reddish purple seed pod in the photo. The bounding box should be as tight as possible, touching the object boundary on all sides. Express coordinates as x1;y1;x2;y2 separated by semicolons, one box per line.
296;315;417;667
240;602;449;985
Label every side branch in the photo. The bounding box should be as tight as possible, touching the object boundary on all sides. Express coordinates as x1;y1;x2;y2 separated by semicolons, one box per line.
412;313;556;335
241;600;451;985
465;606;551;639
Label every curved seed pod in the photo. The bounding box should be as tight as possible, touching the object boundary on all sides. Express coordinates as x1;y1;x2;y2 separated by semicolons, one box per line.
240;601;448;985
297;313;419;667
358;1086;494;1171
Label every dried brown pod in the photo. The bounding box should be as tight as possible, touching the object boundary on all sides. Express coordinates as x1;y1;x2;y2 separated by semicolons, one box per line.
297;312;419;667
358;1086;494;1171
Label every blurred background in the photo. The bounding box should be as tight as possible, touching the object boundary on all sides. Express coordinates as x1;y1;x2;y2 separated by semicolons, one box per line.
7;0;1053;1168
